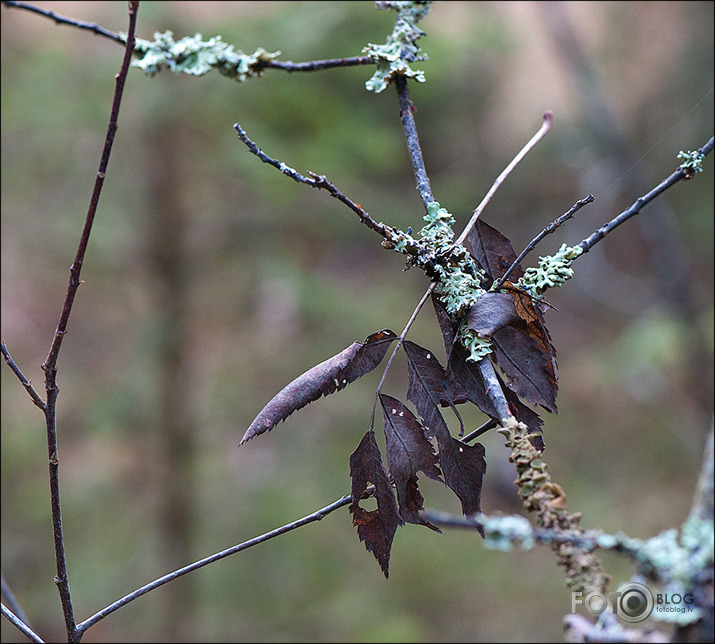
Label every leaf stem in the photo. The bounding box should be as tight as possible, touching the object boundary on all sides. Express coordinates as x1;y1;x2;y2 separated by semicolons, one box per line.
454;111;553;247
369;282;437;431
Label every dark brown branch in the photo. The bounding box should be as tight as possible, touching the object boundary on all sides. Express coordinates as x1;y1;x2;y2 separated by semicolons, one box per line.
578;136;714;253
1;0;124;43
1;342;46;410
461;419;497;444
494;194;595;290
232;122;396;239
394;75;434;209
36;4;139;642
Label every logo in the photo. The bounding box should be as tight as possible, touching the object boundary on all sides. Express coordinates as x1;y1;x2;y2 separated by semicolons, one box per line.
571;582;694;623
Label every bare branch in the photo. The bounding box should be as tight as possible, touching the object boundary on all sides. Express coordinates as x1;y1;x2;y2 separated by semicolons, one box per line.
1;603;44;644
75;491;355;636
578;136;714;253
34;5;140;641
232;122;394;239
1;342;46;410
0;0;124;43
262;56;373;73
394;75;434;209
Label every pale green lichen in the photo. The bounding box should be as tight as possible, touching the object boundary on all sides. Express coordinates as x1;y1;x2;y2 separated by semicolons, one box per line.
478;513;536;552
363;0;430;93
127;31;280;81
516;243;583;297
383;201;491;361
588;517;713;625
677;149;704;175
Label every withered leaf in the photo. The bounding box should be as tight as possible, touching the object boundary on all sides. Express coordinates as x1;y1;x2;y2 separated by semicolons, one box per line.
435;436;487;537
467;219;525;282
240;329;397;445
492;326;558;413
465;292;522;338
403;340;452;437
380;394;442;531
349;430;402;578
403;341;487;531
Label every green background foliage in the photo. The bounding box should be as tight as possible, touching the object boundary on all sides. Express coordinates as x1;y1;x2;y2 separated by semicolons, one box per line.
1;2;713;642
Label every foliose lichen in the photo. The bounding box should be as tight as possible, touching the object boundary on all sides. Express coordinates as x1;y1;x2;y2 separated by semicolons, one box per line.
677;149;704;177
516;243;583;297
128;31;280;81
363;0;430;93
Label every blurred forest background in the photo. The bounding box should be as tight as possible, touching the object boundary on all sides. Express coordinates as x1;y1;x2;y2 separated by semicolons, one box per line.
1;1;713;642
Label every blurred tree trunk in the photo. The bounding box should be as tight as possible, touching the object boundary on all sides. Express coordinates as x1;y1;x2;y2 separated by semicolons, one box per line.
145;115;196;642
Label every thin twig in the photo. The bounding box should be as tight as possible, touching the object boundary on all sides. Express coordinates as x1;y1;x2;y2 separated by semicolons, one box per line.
460;419;497;444
578;136;714;253
37;5;139;642
1;604;44;644
233;123;394;239
1;574;32;635
394;75;434;209
454;111;553;247
1;342;46;410
1;0;124;43
262;56;374;73
1;2;376;74
494;194;595;290
75;491;355;636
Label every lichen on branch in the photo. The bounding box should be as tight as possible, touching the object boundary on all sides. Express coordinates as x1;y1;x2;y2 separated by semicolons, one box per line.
128;30;280;80
515;243;583;297
363;0;430;93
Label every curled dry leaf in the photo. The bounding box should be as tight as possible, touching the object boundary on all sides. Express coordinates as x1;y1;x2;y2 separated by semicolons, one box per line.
240;329;397;445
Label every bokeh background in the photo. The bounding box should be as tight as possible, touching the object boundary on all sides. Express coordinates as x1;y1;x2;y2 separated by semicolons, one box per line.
2;1;713;642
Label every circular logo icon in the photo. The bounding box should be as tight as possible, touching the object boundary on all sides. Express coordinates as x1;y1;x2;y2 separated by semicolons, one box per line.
615;582;654;622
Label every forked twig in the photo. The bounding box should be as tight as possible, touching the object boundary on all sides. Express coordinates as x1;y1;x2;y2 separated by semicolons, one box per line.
33;4;139;642
494;194;595;290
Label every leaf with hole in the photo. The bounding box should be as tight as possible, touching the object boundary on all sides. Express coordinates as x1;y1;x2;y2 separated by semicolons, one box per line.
349;430;402;578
